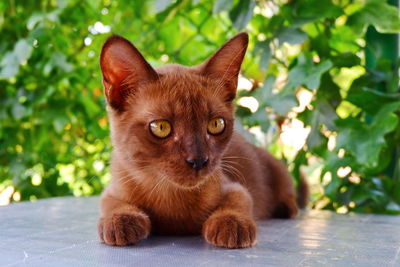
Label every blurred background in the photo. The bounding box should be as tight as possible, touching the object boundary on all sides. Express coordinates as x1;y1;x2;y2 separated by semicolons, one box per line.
0;0;399;214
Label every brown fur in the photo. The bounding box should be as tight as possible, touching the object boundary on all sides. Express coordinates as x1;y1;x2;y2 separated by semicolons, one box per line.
98;33;304;249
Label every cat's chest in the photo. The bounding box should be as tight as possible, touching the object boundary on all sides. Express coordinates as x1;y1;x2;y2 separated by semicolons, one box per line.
139;189;220;234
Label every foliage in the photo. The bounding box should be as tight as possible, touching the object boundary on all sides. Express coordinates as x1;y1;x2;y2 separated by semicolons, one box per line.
0;0;399;214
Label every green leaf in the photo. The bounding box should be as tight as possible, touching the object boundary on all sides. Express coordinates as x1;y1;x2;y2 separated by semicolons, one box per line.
12;102;26;120
153;0;173;13
347;0;400;35
0;52;19;78
276;28;307;45
294;0;342;20
51;52;74;73
53;116;69;133
253;75;275;106
0;39;33;79
235;105;252;118
267;93;298;115
346;73;400;114
306;100;338;150
329;26;360;53
27;13;45;30
246;108;270;132
80;92;101;118
336;102;400;168
229;0;256;30
347;87;400;114
332;52;361;68
386;202;400;212
286;55;332;91
255;41;271;71
213;0;233;13
14;39;33;63
252;76;297;115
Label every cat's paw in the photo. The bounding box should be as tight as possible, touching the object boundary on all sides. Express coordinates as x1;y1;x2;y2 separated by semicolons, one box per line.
202;212;257;248
98;212;151;246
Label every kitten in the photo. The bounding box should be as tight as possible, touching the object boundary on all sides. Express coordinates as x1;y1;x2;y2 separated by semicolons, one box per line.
98;32;306;249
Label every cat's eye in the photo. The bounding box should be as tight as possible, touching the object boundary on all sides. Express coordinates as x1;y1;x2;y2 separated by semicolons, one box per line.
149;120;172;138
207;118;225;135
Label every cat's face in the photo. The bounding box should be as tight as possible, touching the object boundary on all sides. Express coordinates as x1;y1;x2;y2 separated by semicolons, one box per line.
100;33;248;188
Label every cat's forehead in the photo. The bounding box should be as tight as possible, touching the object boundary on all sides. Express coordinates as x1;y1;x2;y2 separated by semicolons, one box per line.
129;72;230;120
143;71;213;100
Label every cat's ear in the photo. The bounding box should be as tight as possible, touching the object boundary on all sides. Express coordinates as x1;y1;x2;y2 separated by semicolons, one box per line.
100;35;158;110
199;32;248;100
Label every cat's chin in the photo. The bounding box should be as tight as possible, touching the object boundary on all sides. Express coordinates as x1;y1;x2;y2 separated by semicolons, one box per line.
168;172;212;189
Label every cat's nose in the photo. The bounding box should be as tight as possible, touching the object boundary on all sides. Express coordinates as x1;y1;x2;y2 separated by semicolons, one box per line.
185;158;209;171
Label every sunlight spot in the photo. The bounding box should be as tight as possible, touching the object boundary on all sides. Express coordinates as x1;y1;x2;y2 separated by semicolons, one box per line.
160;54;169;62
349;173;361;184
16;144;23;153
13;191;21;202
101;8;109;15
256;3;278;18
249;126;264;141
327;134;336;151
89;21;111;35
0;186;14;206
237;97;259;113
322;172;332;185
280;118;310;151
94;21;110;33
313;55;320;63
18;96;27;103
93;160;105;172
293;88;313;112
337;166;351;178
337;148;345;158
314;196;330;210
337;206;348;214
237;75;253;91
84;37;92;46
31;173;42;186
257;33;266;41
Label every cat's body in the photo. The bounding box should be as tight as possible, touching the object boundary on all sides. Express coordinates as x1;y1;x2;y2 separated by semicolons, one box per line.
98;33;306;248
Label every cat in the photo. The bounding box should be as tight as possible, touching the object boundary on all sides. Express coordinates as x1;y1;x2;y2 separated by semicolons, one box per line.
97;32;307;249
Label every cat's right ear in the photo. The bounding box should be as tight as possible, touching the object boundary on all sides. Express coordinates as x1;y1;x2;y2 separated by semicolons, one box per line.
100;35;158;111
198;32;248;101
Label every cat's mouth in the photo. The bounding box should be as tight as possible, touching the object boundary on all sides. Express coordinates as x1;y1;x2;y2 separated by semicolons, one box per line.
165;164;215;189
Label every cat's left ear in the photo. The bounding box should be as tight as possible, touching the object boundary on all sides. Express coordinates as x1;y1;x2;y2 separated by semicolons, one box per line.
199;32;248;100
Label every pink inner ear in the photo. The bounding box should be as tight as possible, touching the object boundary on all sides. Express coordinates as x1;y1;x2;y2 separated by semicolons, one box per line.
100;35;158;110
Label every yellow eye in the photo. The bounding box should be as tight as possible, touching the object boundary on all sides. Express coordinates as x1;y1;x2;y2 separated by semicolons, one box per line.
207;118;225;135
149;120;172;138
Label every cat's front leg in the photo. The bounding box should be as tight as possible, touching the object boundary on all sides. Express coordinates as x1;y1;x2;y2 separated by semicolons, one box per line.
98;193;151;246
202;182;257;249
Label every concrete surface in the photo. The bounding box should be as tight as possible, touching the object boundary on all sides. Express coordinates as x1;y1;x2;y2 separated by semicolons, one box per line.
0;196;399;267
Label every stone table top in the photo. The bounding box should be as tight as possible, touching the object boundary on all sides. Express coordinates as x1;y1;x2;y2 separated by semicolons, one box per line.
0;196;399;267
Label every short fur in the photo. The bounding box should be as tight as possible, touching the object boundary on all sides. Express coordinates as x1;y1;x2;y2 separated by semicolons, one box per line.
98;33;304;249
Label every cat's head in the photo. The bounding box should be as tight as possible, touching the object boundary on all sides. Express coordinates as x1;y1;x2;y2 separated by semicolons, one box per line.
100;33;248;188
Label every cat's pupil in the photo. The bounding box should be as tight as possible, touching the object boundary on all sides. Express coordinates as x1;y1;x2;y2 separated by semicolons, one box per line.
160;124;163;130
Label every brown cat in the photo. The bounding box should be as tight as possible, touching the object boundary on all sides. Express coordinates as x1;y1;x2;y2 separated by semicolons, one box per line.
98;32;306;249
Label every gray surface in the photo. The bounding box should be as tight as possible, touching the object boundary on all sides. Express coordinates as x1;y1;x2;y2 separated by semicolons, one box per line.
0;197;399;267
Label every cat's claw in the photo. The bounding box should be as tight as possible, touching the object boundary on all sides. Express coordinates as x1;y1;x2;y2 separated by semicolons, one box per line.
203;212;257;249
98;212;151;246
